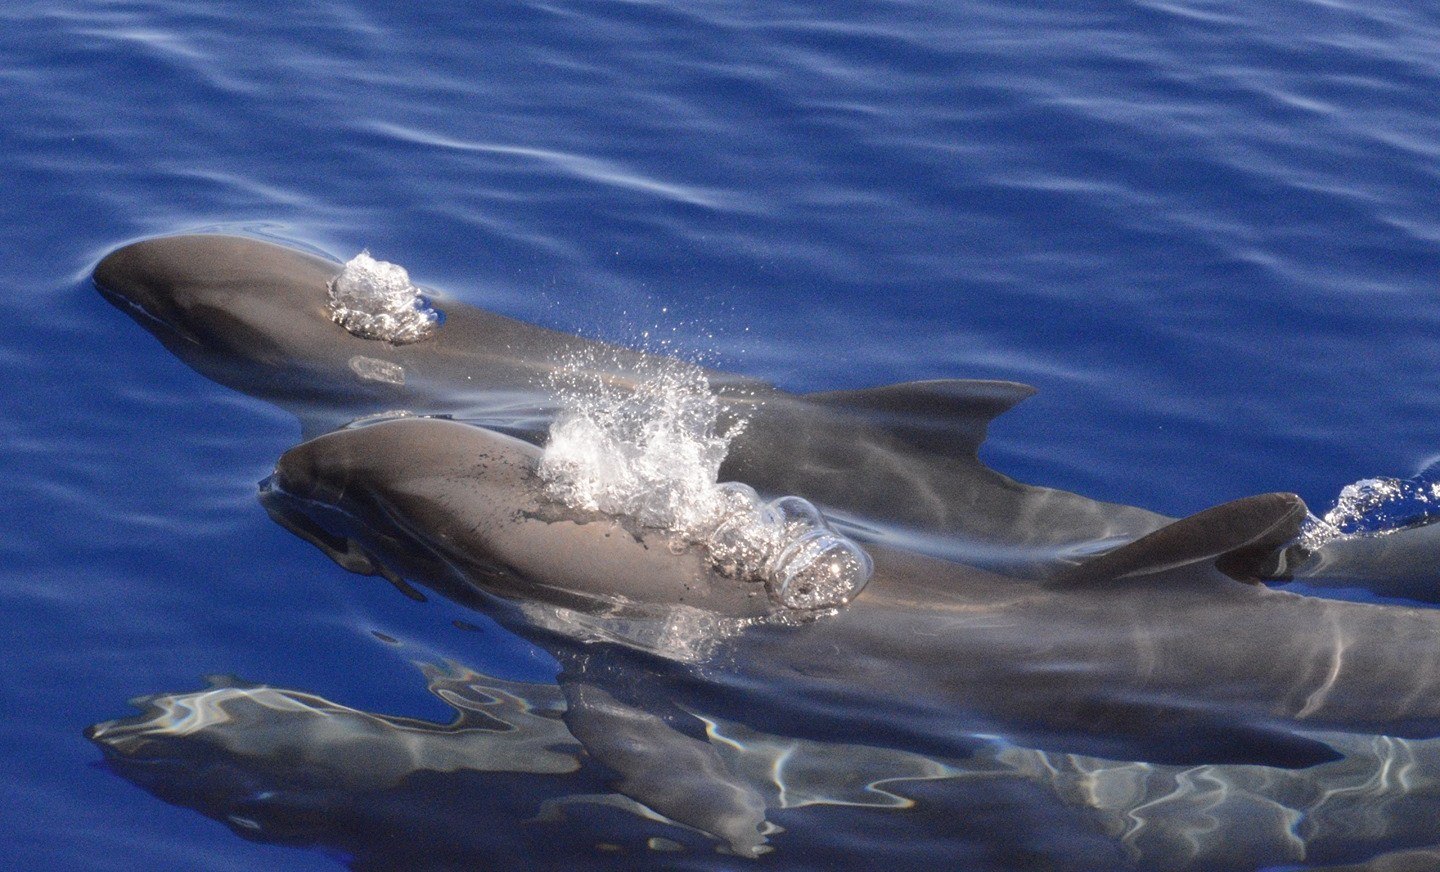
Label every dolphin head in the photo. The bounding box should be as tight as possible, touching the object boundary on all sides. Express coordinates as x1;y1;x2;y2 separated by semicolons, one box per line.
264;417;780;625
93;235;430;413
94;235;337;353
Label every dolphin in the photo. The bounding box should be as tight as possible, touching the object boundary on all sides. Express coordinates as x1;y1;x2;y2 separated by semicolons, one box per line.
84;666;733;869
98;234;1427;595
93;234;1180;575
259;416;1440;767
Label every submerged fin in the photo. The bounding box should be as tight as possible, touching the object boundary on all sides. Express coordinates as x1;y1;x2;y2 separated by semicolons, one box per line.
1054;492;1308;586
803;379;1037;457
560;680;770;856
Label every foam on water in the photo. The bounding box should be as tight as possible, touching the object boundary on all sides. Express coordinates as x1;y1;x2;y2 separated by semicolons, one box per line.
328;251;441;344
537;357;872;612
1300;472;1440;550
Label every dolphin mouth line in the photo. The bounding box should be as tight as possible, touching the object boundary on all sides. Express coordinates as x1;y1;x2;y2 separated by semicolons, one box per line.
94;279;204;348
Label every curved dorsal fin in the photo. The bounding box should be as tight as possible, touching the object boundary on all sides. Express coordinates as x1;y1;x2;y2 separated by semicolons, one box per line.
803;379;1037;457
1053;492;1308;586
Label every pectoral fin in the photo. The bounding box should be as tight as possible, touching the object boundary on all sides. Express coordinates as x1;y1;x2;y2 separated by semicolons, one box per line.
1054;492;1308;586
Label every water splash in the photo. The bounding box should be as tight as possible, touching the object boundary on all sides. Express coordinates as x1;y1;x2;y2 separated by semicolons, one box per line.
328;251;441;344
1300;470;1440;550
537;357;871;611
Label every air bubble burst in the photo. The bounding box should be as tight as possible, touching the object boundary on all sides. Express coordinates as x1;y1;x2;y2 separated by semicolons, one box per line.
537;357;871;611
328;251;440;344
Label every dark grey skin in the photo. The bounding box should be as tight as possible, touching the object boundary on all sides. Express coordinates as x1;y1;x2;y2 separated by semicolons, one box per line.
263;417;1440;769
103;234;1413;587
94;234;1176;573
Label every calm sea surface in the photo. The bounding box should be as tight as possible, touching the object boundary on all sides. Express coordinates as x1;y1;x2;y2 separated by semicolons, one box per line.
4;1;1439;869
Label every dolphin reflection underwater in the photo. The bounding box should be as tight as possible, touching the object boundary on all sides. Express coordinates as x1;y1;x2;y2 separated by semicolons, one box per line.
89;234;1440;867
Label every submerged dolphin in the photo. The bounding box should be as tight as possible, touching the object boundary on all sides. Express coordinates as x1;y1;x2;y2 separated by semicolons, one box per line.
80;664;1125;869
85;667;708;869
261;416;1440;766
92;660;1440;871
94;234;1183;574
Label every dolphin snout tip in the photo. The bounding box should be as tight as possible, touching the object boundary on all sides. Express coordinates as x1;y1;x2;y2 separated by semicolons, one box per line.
84;719;122;748
92;241;143;298
93;238;180;318
93;236;234;345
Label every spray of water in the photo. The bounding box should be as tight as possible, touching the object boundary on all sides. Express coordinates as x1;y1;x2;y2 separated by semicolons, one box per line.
328;251;441;344
537;356;872;611
1300;472;1440;551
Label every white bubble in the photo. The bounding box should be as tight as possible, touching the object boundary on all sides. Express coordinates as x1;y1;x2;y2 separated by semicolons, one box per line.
769;495;826;535
328;251;440;344
347;354;405;385
771;531;874;610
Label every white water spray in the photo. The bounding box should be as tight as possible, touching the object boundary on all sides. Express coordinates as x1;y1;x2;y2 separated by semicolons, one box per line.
1300;473;1440;551
537;358;871;611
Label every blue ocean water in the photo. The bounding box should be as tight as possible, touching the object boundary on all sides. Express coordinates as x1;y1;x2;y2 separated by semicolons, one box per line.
3;0;1440;869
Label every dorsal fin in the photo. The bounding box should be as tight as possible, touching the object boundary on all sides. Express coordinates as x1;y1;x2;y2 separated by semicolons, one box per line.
803;379;1037;457
1053;492;1308;586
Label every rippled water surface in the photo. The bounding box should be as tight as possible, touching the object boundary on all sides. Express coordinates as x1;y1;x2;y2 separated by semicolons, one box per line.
5;1;1440;869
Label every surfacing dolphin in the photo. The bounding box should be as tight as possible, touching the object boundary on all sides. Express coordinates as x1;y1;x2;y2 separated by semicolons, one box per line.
97;233;1420;589
261;416;1440;764
94;234;1188;575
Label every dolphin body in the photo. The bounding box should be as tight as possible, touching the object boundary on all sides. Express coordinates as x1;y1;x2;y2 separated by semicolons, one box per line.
86;665;1135;870
93;234;1180;574
84;666;736;870
250;416;1440;862
95;234;1419;589
261;416;1440;763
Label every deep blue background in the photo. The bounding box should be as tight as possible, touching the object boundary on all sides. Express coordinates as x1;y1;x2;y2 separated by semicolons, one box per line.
2;0;1438;868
